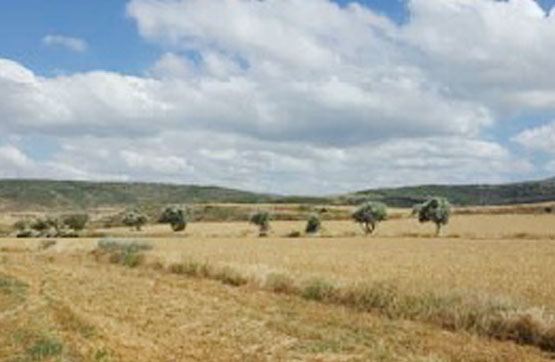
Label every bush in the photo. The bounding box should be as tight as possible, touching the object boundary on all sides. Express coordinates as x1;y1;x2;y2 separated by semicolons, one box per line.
96;239;152;268
159;205;189;232
305;213;321;234
26;338;63;360
122;209;147;231
301;278;336;301
15;213;88;238
62;213;89;231
213;266;248;286
249;211;271;237
352;202;387;235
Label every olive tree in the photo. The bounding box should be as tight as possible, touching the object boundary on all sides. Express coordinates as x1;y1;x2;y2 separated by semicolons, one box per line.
249;211;271;237
159;205;189;232
122;209;147;231
413;197;451;236
352;202;387;235
305;213;321;235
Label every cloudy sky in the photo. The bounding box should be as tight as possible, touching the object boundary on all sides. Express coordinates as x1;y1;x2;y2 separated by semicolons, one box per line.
0;0;554;195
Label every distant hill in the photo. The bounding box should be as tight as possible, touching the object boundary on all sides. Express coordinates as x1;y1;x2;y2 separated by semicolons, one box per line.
0;179;281;210
0;177;554;210
341;177;555;207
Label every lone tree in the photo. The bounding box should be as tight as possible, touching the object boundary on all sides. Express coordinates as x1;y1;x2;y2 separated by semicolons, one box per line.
249;211;271;237
305;213;321;235
413;197;451;236
159;205;189;232
352;202;387;235
122;209;147;231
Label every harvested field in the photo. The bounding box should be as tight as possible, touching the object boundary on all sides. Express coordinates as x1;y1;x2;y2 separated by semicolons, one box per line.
1;213;555;360
0;248;553;361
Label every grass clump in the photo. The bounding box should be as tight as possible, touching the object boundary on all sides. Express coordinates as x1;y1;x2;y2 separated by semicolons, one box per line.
340;282;398;313
25;338;63;360
265;273;296;294
95;239;152;268
301;278;336;301
0;274;27;296
212;266;248;286
168;259;212;278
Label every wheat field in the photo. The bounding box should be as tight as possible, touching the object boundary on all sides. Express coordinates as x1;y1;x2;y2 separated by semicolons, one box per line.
1;212;555;361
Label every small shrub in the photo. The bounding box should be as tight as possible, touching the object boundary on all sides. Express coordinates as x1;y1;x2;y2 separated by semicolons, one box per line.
96;239;152;268
305;213;321;234
213;266;248;286
13;220;28;231
301;278;336;301
341;282;398;312
26;338;63;360
62;213;89;231
168;259;209;277
122;209;147;231
286;230;302;238
249;211;271;237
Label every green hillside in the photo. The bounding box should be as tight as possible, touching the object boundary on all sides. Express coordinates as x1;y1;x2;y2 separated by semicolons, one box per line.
0;177;553;210
0;179;278;210
342;177;555;207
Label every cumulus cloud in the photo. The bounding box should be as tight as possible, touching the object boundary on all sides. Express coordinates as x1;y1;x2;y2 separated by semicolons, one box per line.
513;121;555;153
0;145;33;169
0;0;553;193
42;35;88;52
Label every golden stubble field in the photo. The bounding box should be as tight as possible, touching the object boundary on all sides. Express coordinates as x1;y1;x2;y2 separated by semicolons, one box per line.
1;212;555;361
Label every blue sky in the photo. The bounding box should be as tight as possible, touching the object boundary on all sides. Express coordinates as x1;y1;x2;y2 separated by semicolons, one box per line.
0;0;411;75
0;0;554;194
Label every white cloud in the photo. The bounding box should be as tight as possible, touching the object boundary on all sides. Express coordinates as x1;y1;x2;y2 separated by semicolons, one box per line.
0;145;33;169
42;35;88;52
513;121;555;153
120;149;192;174
402;0;555;119
0;0;553;193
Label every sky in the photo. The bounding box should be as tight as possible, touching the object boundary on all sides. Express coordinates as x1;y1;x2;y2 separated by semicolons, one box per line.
0;0;555;195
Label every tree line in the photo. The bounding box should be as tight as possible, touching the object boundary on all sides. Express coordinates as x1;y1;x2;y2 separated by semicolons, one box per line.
14;197;451;238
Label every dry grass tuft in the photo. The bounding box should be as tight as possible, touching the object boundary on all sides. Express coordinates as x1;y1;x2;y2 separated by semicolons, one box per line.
264;272;297;294
93;239;152;268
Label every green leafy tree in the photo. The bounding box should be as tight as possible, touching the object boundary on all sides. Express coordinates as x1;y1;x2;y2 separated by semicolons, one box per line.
122;209;147;231
305;213;321;235
352;202;387;235
159;205;189;232
413;197;451;236
249;211;271;237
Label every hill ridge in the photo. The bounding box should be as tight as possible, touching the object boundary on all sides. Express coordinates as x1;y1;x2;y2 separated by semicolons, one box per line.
0;177;553;209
